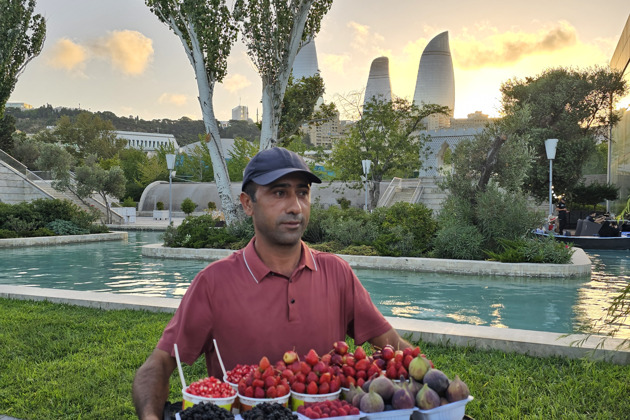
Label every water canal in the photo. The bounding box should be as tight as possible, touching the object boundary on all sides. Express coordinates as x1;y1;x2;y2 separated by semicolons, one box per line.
1;231;628;338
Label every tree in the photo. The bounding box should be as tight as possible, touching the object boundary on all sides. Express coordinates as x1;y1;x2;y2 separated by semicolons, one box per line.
53;112;126;161
119;148;150;201
178;139;215;182
328;96;449;208
500;66;627;201
74;156;126;224
0;0;46;150
226;137;258;181
277;74;336;143
146;0;240;224
233;1;333;149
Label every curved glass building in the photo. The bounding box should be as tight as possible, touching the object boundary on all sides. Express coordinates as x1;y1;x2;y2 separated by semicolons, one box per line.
413;31;455;117
363;56;392;108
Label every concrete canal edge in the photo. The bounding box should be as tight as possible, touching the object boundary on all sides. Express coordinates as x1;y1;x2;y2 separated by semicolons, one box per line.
0;231;128;248
141;243;592;278
0;284;627;365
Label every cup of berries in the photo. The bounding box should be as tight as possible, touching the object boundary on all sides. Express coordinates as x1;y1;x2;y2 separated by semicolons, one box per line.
182;376;237;410
236;356;291;412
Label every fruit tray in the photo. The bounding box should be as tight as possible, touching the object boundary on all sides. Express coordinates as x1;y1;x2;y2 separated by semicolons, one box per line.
296;412;362;420
360;408;416;420
415;396;474;420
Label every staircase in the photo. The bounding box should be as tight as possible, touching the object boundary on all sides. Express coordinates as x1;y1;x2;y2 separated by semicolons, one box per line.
377;177;447;214
0;150;124;224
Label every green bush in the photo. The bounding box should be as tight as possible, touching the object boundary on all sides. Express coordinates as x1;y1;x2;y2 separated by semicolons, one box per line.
338;244;379;256
156;201;164;210
46;220;90;235
26;228;56;237
486;236;574;264
372;202;437;255
432;224;485;260
162;214;238;248
336;197;351;210
121;197;136;208
0;229;19;239
181;198;198;215
207;201;217;211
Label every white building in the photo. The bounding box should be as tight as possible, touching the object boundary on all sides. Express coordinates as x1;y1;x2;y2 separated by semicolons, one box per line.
231;105;249;121
115;131;179;153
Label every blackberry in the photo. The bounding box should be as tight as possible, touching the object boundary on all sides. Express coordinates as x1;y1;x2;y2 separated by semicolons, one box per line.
241;402;298;420
178;402;235;420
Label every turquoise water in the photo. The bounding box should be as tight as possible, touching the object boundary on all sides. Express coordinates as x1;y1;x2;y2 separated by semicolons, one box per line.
1;231;628;338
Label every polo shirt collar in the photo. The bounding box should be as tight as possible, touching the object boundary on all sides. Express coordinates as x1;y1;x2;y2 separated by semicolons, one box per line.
242;237;317;284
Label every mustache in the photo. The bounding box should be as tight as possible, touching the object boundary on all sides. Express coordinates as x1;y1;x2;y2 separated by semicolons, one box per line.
279;215;304;224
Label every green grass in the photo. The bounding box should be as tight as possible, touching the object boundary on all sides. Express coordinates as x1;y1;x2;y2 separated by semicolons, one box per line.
1;298;629;419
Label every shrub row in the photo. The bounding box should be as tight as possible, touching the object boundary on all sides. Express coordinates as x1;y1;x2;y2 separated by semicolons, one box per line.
0;199;108;238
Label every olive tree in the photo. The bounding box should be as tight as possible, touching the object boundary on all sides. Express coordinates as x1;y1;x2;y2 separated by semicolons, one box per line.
233;0;333;150
146;0;240;224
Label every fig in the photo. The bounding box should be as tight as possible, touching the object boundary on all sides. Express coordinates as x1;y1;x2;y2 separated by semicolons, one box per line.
368;375;395;402
416;383;440;410
343;383;359;403
408;355;431;382
391;386;415;409
423;368;450;396
351;386;366;408
440;397;449;406
445;375;470;403
360;390;385;413
408;376;423;396
361;373;378;392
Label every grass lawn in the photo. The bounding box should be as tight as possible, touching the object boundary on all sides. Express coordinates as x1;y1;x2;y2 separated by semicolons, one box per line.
0;298;628;419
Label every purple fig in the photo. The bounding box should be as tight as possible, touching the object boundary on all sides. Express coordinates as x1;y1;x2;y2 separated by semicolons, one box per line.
369;375;395;402
445;375;470;403
360;390;385;413
392;386;415;410
423;368;450;396
416;383;440;410
351;387;366;408
408;376;423;396
408;355;431;382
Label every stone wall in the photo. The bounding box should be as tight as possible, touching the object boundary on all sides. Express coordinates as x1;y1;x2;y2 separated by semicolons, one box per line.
0;162;48;204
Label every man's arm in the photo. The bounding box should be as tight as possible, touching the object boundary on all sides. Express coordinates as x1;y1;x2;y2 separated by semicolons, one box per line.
132;348;177;420
368;327;412;351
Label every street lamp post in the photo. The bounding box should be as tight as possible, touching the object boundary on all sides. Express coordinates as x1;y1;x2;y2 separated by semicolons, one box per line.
166;153;176;224
544;139;558;217
361;159;372;211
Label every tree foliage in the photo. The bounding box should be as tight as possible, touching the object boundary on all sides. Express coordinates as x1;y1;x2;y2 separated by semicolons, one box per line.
233;1;333;149
328;96;449;207
74;156;126;223
146;0;240;224
0;0;46;118
500;66;627;200
53;112;126;161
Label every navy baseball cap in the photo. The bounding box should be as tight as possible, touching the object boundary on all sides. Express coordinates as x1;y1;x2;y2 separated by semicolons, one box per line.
242;147;322;191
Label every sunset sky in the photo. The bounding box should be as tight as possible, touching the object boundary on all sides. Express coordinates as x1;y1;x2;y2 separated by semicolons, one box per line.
9;0;630;122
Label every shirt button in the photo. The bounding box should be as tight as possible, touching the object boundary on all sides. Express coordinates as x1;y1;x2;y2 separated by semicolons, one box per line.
290;299;295;304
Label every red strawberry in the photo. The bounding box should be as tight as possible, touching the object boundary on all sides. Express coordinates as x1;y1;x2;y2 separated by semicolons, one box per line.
355;359;370;372
258;356;271;371
319;372;331;384
254;386;265;399
266;386;277;398
293;381;306;394
319;381;330;394
306;381;318;395
276;384;288;397
354;347;367;361
305;349;319;366
306;371;319;384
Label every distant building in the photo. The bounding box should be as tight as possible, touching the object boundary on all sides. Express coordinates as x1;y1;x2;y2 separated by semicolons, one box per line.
610;13;630;210
418;127;485;176
292;38;319;80
449;111;495;129
231;105;249;121
364;57;392;108
413;31;455;130
6;102;33;111
302;110;346;149
115;131;179;153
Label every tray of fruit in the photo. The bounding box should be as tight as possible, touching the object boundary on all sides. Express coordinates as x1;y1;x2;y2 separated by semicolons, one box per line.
295;399;362;419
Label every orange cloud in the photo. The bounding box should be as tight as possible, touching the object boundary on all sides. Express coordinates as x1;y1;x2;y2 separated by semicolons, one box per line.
222;73;252;93
158;93;188;106
46;38;88;73
93;30;154;75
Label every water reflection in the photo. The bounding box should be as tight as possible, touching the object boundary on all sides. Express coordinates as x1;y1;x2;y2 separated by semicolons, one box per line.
0;231;628;337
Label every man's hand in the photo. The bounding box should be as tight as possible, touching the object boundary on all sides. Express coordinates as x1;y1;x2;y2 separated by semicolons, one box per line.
133;348;177;420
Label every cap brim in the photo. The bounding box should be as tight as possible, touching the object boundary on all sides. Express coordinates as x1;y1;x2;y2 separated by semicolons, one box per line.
251;168;322;186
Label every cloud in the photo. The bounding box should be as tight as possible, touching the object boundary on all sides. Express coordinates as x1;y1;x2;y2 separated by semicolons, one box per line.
347;21;385;54
46;38;88;73
222;73;252;93
158;93;188;106
321;54;350;75
453;21;578;69
92;30;154;75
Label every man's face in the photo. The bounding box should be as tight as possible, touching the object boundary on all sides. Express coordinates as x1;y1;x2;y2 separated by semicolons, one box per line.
241;173;311;247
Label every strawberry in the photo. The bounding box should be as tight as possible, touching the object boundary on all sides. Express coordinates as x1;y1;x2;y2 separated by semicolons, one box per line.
354;346;367;361
266;385;277;398
319;381;330;394
305;349;319;366
258;356;271;371
254;386;265;399
306;381;318;395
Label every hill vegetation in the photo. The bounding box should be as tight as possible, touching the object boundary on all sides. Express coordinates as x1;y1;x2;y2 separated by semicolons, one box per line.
7;105;260;145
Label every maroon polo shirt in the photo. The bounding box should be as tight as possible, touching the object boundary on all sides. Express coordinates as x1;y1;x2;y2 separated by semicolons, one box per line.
157;237;391;378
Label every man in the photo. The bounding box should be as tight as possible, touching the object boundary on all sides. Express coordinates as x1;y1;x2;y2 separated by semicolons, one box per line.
132;147;411;420
556;197;569;235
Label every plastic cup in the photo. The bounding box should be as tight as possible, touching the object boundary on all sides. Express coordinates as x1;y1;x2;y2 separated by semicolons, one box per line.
290;389;341;412
181;388;236;411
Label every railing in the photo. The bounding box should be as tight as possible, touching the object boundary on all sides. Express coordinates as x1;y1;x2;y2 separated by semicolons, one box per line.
377;177;403;208
0;149;43;181
411;181;424;204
